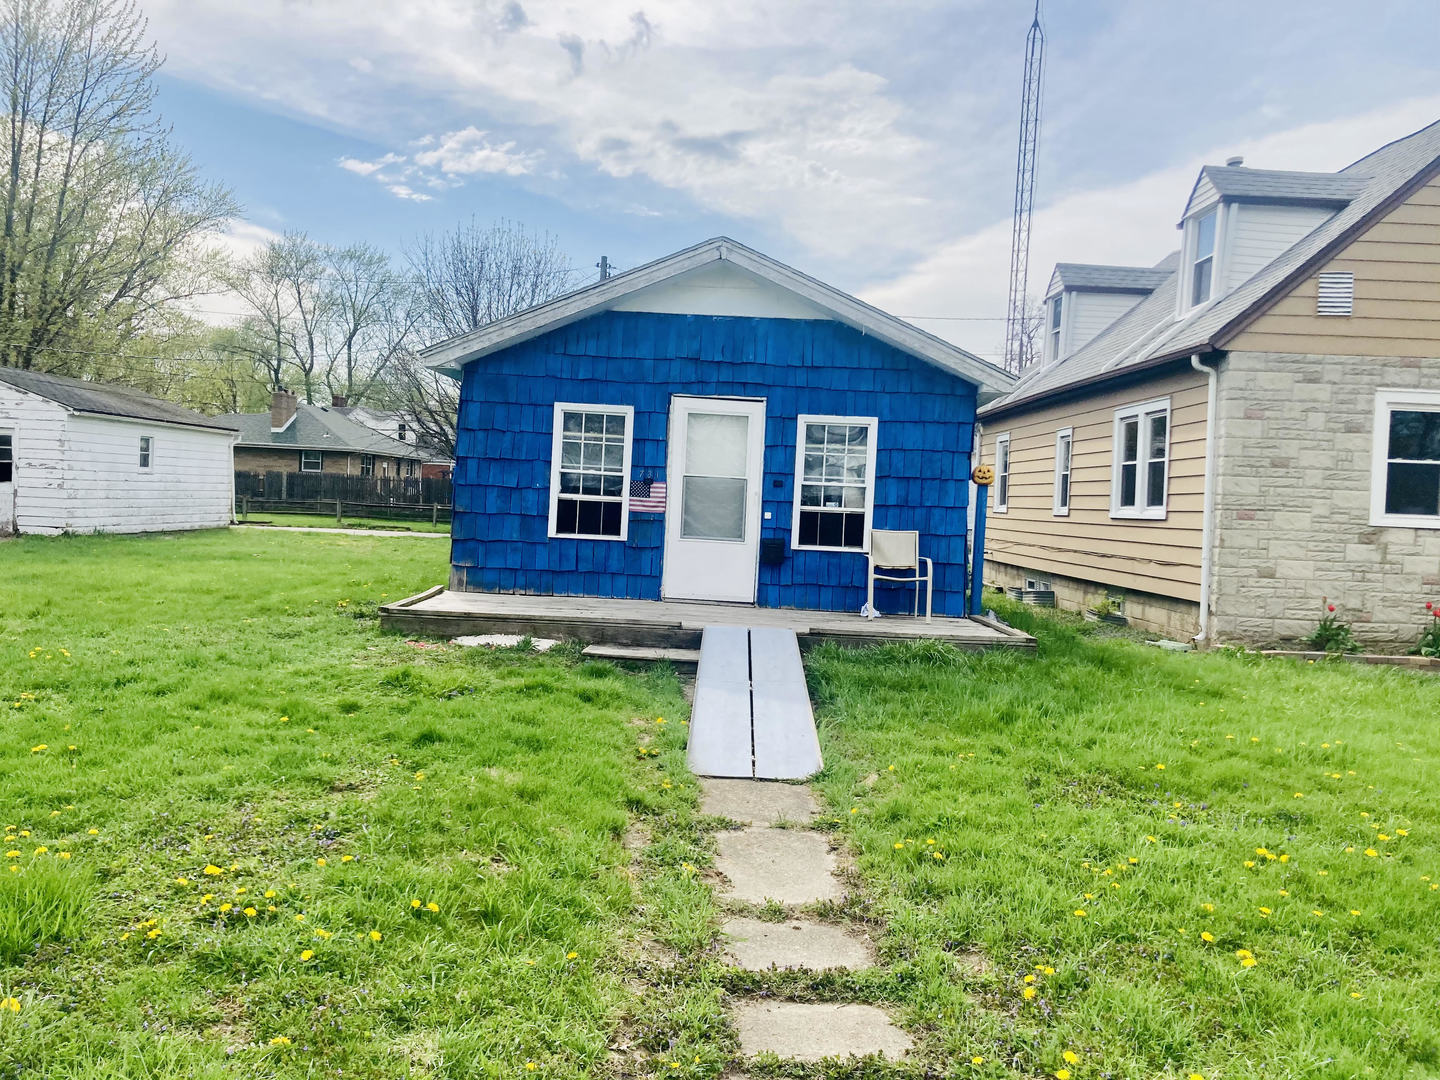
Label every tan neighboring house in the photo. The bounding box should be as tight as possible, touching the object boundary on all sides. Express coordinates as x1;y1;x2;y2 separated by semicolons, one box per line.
979;119;1440;648
220;391;425;481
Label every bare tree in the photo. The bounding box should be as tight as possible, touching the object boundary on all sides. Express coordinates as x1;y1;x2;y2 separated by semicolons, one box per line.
0;0;237;371
1017;296;1046;371
391;218;577;454
323;242;414;404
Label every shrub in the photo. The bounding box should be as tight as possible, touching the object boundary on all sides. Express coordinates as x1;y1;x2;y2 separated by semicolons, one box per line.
1415;600;1440;658
1306;597;1358;654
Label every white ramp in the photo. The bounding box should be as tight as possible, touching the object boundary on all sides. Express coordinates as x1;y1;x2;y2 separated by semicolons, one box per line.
687;625;821;781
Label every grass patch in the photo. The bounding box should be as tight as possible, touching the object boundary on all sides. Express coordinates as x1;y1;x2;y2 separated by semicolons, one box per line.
0;529;688;1077
236;513;451;534
807;600;1440;1079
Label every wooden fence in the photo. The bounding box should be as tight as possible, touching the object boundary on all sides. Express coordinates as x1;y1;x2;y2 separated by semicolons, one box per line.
234;471;453;525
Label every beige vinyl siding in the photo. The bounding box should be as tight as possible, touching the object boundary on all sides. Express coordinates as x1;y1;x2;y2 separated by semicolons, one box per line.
983;367;1209;602
1227;175;1440;356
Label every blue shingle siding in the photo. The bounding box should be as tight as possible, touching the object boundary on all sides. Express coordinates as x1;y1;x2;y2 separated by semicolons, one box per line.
450;311;977;616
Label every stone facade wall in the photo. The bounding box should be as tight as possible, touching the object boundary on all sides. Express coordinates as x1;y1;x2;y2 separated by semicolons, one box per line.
986;559;1201;640
1211;350;1440;648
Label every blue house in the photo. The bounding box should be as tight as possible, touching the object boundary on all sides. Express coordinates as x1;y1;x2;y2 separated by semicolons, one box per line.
422;238;1014;619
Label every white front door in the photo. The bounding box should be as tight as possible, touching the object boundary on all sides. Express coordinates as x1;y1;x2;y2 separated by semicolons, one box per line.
662;396;766;603
0;428;14;535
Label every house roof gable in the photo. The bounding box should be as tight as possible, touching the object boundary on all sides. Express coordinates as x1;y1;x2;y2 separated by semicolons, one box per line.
220;403;423;457
419;236;1015;397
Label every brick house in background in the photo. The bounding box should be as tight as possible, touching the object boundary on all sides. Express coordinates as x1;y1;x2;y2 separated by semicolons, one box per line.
332;402;454;479
220;391;426;482
979;118;1440;648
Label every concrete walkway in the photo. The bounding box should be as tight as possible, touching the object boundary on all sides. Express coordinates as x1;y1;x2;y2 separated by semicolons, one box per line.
704;777;911;1067
231;524;448;539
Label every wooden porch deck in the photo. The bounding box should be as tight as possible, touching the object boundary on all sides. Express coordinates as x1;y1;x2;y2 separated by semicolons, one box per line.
379;587;1035;652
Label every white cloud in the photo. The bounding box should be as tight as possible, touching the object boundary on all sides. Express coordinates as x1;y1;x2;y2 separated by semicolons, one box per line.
338;152;404;176
411;126;539;176
862;95;1440;361
385;183;433;202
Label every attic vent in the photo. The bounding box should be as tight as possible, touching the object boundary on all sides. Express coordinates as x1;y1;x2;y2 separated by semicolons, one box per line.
1316;271;1354;316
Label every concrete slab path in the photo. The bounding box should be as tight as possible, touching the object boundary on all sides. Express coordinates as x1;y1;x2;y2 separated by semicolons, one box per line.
721;916;873;971
732;1001;912;1062
699;778;818;826
714;828;842;905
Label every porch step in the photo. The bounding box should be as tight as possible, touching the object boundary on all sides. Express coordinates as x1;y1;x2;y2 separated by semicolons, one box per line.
687;625;822;781
580;643;701;671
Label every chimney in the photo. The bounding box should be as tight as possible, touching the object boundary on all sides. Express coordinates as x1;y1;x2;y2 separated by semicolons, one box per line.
270;389;297;431
331;394;348;408
1225;155;1244;168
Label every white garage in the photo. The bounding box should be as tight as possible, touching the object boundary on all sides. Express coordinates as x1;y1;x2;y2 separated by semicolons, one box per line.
0;368;237;536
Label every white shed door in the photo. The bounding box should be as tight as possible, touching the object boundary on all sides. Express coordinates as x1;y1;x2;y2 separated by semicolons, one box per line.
662;396;766;603
0;429;14;534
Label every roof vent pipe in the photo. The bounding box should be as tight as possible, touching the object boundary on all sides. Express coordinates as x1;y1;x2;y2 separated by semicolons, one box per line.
1224;155;1244;168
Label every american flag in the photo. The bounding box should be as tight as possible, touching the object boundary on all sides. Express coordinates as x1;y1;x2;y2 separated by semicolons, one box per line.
629;477;667;513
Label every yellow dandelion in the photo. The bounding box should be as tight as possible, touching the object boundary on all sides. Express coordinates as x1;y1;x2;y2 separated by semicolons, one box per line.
972;1056;985;1065
1155;763;1165;770
1022;986;1037;1000
1201;903;1215;912
1241;956;1257;968
1056;1071;1071;1080
87;828;98;835
268;1035;292;1046
1063;1050;1079;1065
426;902;439;912
1;997;19;1013
369;930;382;941
410;899;422;909
315;857;327;866
1364;849;1377;858
1200;931;1215;943
340;854;354;862
1350;909;1362;916
1073;909;1087;918
203;864;223;876
300;949;314;961
1258;907;1271;917
1312;910;1324;917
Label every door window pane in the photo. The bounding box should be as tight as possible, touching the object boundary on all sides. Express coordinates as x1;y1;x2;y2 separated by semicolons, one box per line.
681;476;746;540
685;413;748;477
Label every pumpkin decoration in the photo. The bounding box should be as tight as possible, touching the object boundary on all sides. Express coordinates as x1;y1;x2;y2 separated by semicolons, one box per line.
972;463;995;486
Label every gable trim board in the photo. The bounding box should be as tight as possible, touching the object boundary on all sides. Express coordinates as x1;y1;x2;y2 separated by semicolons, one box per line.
421;236;1014;399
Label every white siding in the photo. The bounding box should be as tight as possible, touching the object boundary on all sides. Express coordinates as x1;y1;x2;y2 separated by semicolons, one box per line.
1063;291;1146;357
0;382;68;533
1183;174;1219;219
612;261;834;319
1221;203;1334;292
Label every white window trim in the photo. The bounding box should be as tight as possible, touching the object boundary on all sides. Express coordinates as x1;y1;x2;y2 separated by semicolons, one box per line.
1370;388;1440;529
138;435;153;470
1178;202;1226;316
300;450;322;473
791;414;879;552
1047;294;1064;364
1110;397;1171;520
993;432;1011;514
547;401;634;542
1052;427;1073;517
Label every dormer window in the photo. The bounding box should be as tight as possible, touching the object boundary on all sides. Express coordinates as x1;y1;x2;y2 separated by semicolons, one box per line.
1189;208;1217;307
1047;295;1063;362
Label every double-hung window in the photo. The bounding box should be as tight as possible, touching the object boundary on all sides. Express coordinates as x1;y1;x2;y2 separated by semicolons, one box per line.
0;432;13;483
1048;294;1063;361
138;436;153;469
1371;389;1440;528
793;416;877;550
549;403;633;540
1189;208;1217;307
993;433;1011;513
1111;399;1170;519
359;454;375;477
1053;428;1073;516
300;450;322;472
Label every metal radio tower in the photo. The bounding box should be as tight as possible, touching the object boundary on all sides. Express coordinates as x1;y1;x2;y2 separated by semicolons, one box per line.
1004;1;1044;374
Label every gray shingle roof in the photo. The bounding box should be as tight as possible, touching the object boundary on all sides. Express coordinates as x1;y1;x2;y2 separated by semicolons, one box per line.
0;366;235;431
1198;165;1369;203
1048;262;1175;295
219;403;422;457
985;118;1440;417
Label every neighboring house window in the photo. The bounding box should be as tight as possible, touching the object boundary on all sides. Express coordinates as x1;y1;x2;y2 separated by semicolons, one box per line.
549;403;633;540
139;436;153;469
404;460;417;478
300;450;322;472
993;433;1010;513
360;454;375;477
1111;399;1170;519
793;416;878;550
1048;294;1063;361
1371;389;1440;528
0;432;12;483
1189;208;1217;307
1053;428;1073;516
397;422;408;442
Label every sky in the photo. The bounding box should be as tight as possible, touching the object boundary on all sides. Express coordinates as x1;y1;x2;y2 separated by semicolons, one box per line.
146;0;1440;363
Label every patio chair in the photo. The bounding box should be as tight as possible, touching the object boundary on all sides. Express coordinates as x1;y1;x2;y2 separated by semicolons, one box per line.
866;529;933;621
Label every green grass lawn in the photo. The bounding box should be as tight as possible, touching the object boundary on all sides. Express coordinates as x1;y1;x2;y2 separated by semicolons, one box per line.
0;530;695;1078
235;512;451;533
5;533;1438;1080
804;603;1440;1079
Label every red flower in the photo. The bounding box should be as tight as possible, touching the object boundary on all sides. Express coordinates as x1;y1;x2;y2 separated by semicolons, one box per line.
1428;601;1435;611
1327;604;1336;613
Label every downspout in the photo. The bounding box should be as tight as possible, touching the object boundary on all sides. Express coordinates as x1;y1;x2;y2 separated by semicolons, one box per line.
1190;353;1218;646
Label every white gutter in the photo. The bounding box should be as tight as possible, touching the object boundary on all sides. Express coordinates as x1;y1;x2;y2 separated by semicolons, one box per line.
1190;353;1218;645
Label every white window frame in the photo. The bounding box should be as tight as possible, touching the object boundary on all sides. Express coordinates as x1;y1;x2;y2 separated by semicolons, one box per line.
1179;204;1225;314
791;414;879;552
359;454;375;478
1110;398;1171;520
1047;294;1063;363
548;401;634;542
993;432;1011;513
138;435;153;470
300;450;322;473
1052;427;1073;516
1370;388;1440;529
0;429;15;484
